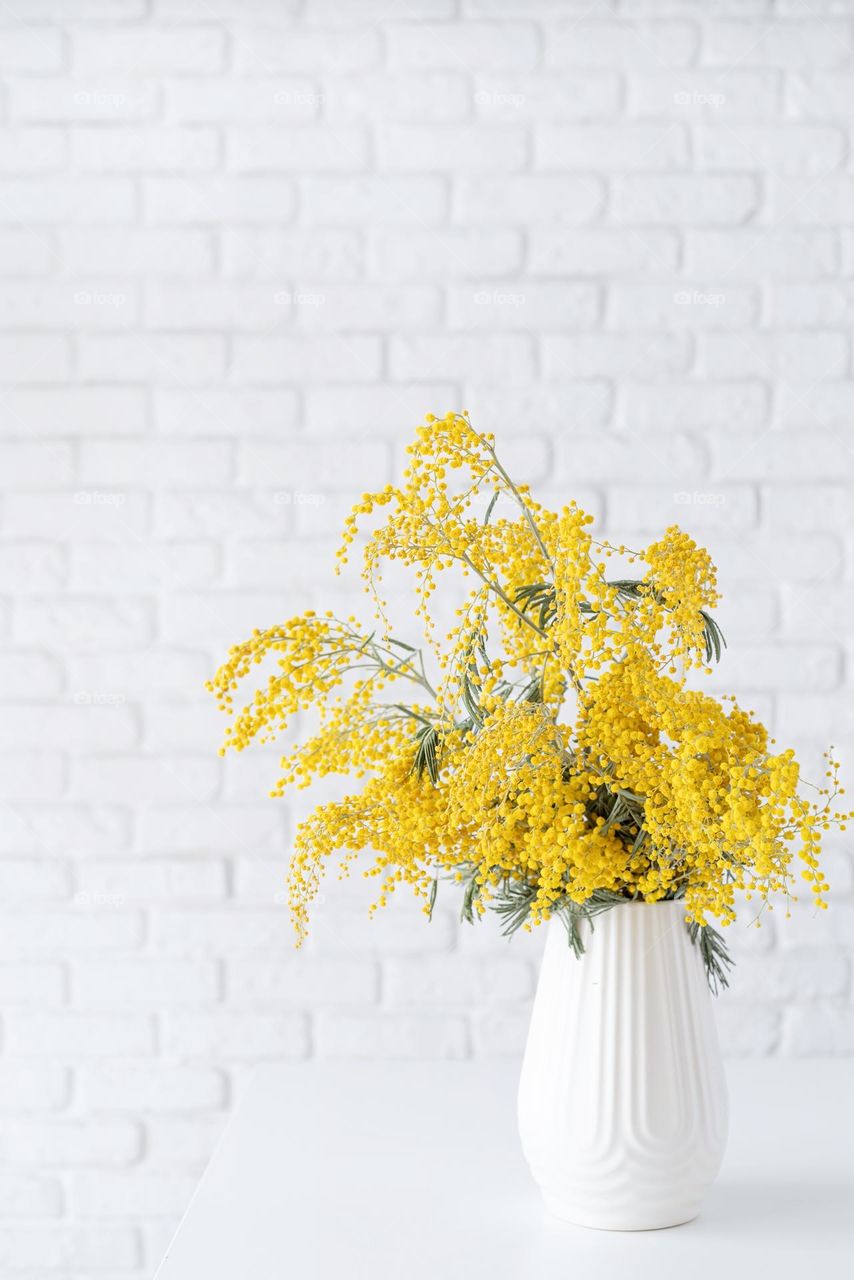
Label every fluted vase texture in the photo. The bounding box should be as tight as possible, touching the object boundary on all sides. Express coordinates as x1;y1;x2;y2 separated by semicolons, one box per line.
518;900;728;1231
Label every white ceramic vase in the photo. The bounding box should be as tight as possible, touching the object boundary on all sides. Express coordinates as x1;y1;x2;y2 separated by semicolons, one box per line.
518;900;728;1231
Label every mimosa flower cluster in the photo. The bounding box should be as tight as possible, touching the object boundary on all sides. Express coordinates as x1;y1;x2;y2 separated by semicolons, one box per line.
209;414;849;989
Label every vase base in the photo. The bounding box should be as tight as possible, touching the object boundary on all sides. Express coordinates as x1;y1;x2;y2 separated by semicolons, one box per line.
540;1190;700;1232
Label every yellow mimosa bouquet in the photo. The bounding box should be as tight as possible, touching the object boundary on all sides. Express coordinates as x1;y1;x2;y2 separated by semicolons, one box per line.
209;414;849;990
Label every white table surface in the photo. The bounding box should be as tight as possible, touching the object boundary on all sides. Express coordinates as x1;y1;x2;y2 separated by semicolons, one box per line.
155;1058;854;1280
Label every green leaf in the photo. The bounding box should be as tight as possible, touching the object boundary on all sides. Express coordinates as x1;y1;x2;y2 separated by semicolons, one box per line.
460;873;480;924
518;675;542;704
412;724;440;786
491;878;538;937
700;610;727;665
483;490;500;526
387;637;417;653
616;787;646;805
461;672;484;728
394;703;435;729
630;827;647;855
514;582;557;630
686;918;734;994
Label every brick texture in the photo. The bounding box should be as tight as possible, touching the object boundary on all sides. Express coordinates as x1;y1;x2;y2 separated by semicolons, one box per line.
1;1;853;1272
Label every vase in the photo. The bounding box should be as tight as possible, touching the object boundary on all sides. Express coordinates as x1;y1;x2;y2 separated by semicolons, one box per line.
517;900;728;1231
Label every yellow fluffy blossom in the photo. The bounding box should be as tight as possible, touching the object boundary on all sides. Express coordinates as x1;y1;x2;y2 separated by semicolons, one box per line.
209;413;850;987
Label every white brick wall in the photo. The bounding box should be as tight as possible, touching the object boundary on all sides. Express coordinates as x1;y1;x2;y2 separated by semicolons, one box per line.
2;0;854;1270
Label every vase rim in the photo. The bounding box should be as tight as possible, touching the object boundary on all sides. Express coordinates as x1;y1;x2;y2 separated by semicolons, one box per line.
608;897;683;908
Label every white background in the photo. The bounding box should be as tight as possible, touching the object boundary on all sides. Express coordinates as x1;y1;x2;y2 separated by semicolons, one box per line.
1;0;853;1273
